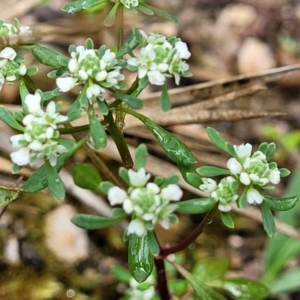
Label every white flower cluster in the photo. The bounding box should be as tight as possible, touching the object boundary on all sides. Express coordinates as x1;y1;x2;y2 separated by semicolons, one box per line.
127;32;191;85
10;92;68;167
108;168;183;237
200;143;282;211
121;0;139;9
56;45;125;101
127;275;156;300
0;21;33;46
0;47;27;91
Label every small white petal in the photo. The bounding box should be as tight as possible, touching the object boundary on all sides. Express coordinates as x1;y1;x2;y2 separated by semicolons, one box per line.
174;41;191;59
10;134;25;149
240;172;251;185
127;219;147;237
123;199;134;214
107;186;127;206
218;203;232;212
128;168;150;187
10;147;30;166
0;47;17;60
199;178;217;193
227;158;242;174
25;93;42;115
56;77;77;92
160;184;183;202
247;188;264;204
146;182;160;194
234;143;252;160
269;169;280;184
147;70;165;85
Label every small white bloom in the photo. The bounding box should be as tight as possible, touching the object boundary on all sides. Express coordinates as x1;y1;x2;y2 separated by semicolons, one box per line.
147;70;165;85
10;147;30;166
25;92;42;115
127;218;147;237
128;168;151;187
107;186;127;206
234;143;252;161
146;182;160;194
218;203;232;212
0;47;16;60
247;187;264;204
227;157;242;174
174;41;191;59
10;134;24;149
199;178;217;193
160;184;183;201
86;83;104;99
269;169;280;184
56;77;77;92
240;172;251;185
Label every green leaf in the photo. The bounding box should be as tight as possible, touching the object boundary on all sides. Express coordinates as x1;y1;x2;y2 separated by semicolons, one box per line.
18;78;30;114
264;195;298;211
110;266;132;284
142;4;178;24
174;263;227;300
0;186;22;207
119;167;130;185
147;230;160;256
206;127;235;157
42;88;61;103
126;110;197;165
265;142;276;160
116;28;142;59
137;5;154;15
71;163;102;192
128;234;154;283
261;201;276;237
62;0;108;13
135;144;148;170
71;212;126;230
99;181;114;194
97;99;109;115
221;278;269;300
169;279;188;296
22;139;86;193
237;187;248;208
115;92;143;109
178;164;203;188
160;84;171;112
196;166;230;177
0;106;24;131
160;174;180;189
31;45;69;68
104;2;120;27
176;198;216;214
45;161;65;200
279;168;290;177
220;212;234;228
89;114;107;149
192;258;229;281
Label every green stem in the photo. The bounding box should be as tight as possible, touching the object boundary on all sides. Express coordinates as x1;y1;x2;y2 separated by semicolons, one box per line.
159;204;219;257
104;111;134;169
64;123;125;188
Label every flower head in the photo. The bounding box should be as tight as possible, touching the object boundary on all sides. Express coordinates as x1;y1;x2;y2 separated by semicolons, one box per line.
127;32;191;86
121;0;139;9
107;168;183;237
10;92;68;167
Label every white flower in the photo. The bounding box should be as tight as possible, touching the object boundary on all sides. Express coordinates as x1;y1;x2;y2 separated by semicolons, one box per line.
10;147;30;166
227;158;242;174
147;70;166;85
0;47;17;60
121;0;139;9
128;168;151;187
269;169;280;184
160;184;183;201
25;92;42;115
234;143;252;161
247;187;264;204
199;178;217;193
218;203;232;212
108;186;127;206
86;83;104;99
127;218;147;237
174;41;191;59
56;77;77;92
239;172;251;185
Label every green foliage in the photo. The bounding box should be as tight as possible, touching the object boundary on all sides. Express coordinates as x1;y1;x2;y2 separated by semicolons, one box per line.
0;186;22;207
0;106;24;131
176;198;216;214
135;144;148;170
220;212;234;228
196;166;230;177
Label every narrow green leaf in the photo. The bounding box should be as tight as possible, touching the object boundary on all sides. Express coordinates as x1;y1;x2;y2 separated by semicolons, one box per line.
104;2;120;27
220;212;234;228
206;127;235;157
237;188;248;208
196;166;230;177
0;186;22;207
89;114;107;149
135;144;148;170
0;106;24;131
71;163;102;192
147;230;160;256
126;110;197;165
261;201;276;237
119;167;130;185
279;168;290;177
62;0;84;13
174;263;227;300
22;139;85;193
160;174;180;189
115;92;143;109
264;195;298;211
176;198;216;214
72;212;126;230
265;142;276;160
97;99;109;115
110;266;132;284
221;278;269;300
31;45;69;68
137;5;154;15
116;28;142;59
18;79;29;114
45;162;65;200
258;142;268;154
178;164;203;188
160;84;171;112
142;4;178;24
128;234;154;283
